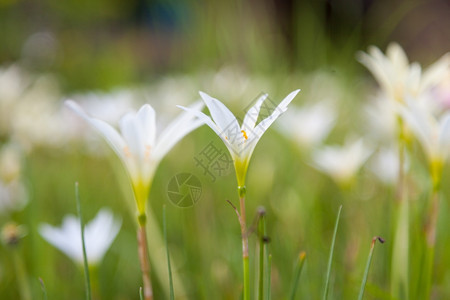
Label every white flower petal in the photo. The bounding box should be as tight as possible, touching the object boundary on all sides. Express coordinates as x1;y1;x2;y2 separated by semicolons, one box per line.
199;91;240;132
137;104;156;147
242;93;268;131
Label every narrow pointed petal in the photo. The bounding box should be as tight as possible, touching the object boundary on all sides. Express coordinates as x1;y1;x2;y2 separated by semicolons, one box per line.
420;53;450;94
65;100;127;161
137;104;156;147
252;89;300;140
119;112;146;161
151;102;205;162
242;93;268;131
199;91;240;132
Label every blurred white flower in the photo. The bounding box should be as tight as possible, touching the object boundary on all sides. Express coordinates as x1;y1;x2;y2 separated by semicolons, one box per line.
277;101;336;149
39;208;121;265
357;43;450;103
66;100;204;215
179;90;300;187
311;138;373;185
369;147;404;185
0;143;27;214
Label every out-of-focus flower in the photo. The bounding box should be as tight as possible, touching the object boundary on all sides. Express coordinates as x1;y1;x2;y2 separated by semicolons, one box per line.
397;98;450;186
0;143;27;214
179;90;300;187
369;147;404;185
311;138;372;185
66;100;204;216
277;101;336;149
357;43;450;103
39;208;121;265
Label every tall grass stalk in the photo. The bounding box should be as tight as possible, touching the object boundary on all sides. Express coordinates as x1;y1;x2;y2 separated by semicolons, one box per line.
289;251;306;300
358;237;385;300
75;182;92;300
322;205;342;300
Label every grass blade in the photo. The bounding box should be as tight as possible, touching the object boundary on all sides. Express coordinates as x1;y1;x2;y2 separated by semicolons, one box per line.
75;182;92;300
358;237;385;300
289;251;306;300
39;278;48;300
139;287;144;300
322;205;342;300
163;205;175;300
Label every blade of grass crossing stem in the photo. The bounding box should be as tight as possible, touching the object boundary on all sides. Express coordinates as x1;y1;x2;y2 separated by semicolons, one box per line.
39;278;48;300
140;287;144;300
258;208;266;300
266;254;272;300
289;251;306;300
75;182;92;300
358;237;385;300
322;205;342;300
163;205;175;300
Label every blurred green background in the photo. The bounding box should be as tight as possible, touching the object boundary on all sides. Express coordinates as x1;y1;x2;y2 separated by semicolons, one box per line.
1;0;450;299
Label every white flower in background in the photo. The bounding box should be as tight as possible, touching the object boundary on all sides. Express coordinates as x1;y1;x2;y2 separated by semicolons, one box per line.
369;147;404;185
179;90;300;187
311;138;373;185
0;143;27;214
357;43;450;103
277;101;336;149
66;100;204;215
39;208;121;265
397;98;450;186
362;95;398;144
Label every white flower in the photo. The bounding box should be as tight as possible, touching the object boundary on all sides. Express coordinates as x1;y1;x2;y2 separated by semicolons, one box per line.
357;43;449;102
39;208;121;265
369;147;404;185
311;138;372;185
65;100;204;215
178;90;300;187
277;101;336;149
398;98;450;166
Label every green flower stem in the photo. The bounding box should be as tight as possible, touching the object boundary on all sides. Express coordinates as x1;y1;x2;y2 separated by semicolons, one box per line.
237;186;249;300
422;186;440;299
75;183;92;300
137;215;153;300
258;208;266;300
391;137;409;300
12;250;31;300
289;251;306;300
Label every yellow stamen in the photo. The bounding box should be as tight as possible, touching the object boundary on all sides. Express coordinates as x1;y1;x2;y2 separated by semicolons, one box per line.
241;130;248;140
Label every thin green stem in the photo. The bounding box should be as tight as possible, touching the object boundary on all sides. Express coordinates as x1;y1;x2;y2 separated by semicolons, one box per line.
163;205;175;300
289;251;306;300
391;136;409;299
322;205;342;300
138;220;153;300
358;237;385;300
12;251;31;300
258;208;266;300
75;182;92;300
266;254;272;300
422;188;440;299
239;187;249;300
